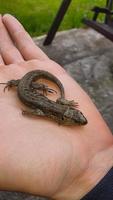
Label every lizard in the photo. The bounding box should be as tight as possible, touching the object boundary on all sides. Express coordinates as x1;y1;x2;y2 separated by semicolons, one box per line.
0;70;88;125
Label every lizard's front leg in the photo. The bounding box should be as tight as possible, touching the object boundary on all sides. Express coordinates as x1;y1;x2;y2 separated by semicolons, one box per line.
22;108;45;117
56;97;78;108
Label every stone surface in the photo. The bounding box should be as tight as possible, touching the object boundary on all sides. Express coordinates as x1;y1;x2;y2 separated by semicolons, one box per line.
35;28;113;132
0;28;113;200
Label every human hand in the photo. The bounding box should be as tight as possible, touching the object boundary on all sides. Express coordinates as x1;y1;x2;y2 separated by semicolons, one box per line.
0;14;113;200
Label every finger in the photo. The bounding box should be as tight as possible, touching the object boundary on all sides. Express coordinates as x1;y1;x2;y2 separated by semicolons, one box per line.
2;14;49;61
0;15;24;64
0;54;5;65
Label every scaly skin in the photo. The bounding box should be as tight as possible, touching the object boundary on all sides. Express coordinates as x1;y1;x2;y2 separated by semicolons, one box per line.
0;70;88;125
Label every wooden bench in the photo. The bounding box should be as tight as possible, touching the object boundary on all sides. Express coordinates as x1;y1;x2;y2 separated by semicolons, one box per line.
83;0;113;42
43;0;72;45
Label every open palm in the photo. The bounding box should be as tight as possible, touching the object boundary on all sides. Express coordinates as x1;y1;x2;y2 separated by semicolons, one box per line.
0;14;113;200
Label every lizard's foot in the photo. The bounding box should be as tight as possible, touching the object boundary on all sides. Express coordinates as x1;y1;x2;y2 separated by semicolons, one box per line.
56;97;78;108
32;82;57;96
0;79;20;92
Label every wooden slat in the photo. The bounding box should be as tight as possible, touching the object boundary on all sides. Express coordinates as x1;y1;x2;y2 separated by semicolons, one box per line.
84;19;113;42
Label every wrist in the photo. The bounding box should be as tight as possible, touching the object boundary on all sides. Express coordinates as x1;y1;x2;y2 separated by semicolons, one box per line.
53;144;113;200
78;145;113;199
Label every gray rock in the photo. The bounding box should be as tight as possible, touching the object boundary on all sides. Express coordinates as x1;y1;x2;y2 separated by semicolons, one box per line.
35;28;113;132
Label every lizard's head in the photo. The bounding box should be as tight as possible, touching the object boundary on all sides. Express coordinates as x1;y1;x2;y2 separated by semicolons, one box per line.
62;108;88;125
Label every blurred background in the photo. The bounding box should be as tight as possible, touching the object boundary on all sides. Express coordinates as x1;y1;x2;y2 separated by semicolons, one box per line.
0;0;105;37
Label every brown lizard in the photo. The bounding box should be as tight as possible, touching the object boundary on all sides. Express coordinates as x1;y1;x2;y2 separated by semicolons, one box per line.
0;70;88;125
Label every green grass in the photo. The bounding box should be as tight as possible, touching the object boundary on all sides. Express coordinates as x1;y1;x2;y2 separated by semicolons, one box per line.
0;0;106;37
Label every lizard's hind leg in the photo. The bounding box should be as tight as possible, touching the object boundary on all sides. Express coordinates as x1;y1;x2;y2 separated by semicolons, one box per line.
32;82;57;96
0;79;20;92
